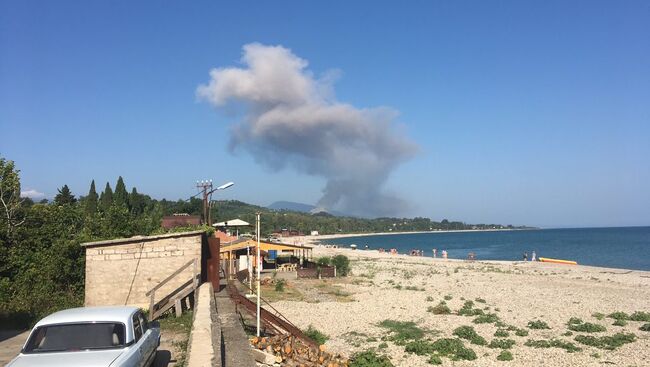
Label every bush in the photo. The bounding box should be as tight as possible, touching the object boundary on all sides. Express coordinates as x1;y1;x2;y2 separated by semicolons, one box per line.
629;311;650;322
316;256;331;267
428;301;451;315
453;326;487;346
458;300;484;317
567;320;606;333
515;328;529;337
473;313;499;324
350;350;393;367
405;340;436;355
274;279;286;292
527;320;550;329
607;311;629;321
378;320;425;344
331;255;350;276
427;355;443;365
494;329;509;337
429;338;477;361
612;319;627;327
574;333;636;350
488;338;516;349
497;350;513;361
304;325;329;345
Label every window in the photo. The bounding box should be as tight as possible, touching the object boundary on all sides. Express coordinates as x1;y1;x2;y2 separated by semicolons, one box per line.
132;314;143;342
24;323;126;353
137;312;148;333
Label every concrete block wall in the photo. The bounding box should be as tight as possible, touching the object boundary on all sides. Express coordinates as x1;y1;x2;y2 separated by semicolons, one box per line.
83;231;204;308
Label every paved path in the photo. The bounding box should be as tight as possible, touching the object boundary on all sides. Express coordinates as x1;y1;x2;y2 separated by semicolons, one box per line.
0;331;29;365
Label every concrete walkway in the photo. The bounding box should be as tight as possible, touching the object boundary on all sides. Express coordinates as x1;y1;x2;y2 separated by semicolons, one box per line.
0;331;29;365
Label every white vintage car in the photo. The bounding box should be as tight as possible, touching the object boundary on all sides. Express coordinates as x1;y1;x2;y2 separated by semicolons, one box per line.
7;306;160;367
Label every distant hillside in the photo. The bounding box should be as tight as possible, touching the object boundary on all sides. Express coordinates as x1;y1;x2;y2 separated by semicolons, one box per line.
208;200;529;236
268;201;316;213
268;200;348;216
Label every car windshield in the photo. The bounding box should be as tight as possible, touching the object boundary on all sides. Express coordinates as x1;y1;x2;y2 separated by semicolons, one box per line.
24;323;126;353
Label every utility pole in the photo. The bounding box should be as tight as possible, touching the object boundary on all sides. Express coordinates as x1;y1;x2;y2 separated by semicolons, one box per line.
256;212;261;337
196;180;213;225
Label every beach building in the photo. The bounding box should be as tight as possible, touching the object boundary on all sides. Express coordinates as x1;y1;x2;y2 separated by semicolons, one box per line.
220;239;314;277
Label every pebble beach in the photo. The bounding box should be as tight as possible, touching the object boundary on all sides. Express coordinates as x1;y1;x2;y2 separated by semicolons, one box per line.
271;244;650;366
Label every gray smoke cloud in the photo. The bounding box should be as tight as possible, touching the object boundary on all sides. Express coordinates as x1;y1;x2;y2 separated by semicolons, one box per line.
197;43;418;217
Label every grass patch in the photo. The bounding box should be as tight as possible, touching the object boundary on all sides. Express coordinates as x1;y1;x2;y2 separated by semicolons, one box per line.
275;279;286;292
427;355;442;365
494;329;509;337
453;326;487;346
574;332;636;350
514;328;529;337
527;320;550;329
524;338;581;353
497;350;513;361
473;313;499;324
592;312;605;320
304;325;329;345
378;320;426;345
430;338;477;361
350;350;394;367
489;338;516;349
607;311;629;321
428;301;451;315
613;319;627;327
405;340;436;355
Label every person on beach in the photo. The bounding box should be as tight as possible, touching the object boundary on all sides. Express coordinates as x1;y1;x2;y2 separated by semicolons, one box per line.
531;251;537;261
442;250;448;259
433;248;437;258
523;252;528;261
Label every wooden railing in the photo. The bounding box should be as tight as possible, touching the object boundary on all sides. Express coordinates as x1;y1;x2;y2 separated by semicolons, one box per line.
146;258;199;318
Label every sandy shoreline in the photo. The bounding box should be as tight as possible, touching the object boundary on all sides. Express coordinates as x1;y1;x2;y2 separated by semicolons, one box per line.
270;246;650;366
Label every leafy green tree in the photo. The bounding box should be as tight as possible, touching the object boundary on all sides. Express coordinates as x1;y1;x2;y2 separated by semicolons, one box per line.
99;182;113;210
54;185;76;205
0;157;25;237
113;176;129;208
129;187;144;215
85;180;99;215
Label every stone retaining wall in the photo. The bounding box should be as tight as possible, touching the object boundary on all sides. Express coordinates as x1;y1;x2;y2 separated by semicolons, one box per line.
82;231;204;308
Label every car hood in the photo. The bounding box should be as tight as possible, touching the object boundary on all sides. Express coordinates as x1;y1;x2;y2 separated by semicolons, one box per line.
7;349;125;367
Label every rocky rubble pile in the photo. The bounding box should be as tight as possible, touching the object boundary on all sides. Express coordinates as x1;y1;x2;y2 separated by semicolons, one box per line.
251;335;349;367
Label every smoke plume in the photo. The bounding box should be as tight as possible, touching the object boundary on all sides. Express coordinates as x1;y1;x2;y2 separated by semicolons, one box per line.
197;43;418;217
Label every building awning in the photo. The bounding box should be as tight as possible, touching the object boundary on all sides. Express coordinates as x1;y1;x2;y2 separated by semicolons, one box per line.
212;219;251;227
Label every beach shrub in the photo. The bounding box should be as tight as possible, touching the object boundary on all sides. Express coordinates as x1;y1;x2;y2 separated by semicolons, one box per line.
567;320;606;333
349;350;393;367
639;323;650;332
378;342;388;349
473;313;499;324
428;301;451;315
453;326;487;346
607;311;629;321
497;350;513;361
429;338;477;361
378;320;425;344
514;328;529;337
613;319;627;327
274;279;286;292
629;311;650;322
331;255;350;276
527;320;550;329
405;340;436;355
427;355;443;365
458;300;485;317
592;312;605;320
574;333;636;350
316;256;331;267
524;339;581;353
304;325;329;345
488;338;516;349
494;329;509;337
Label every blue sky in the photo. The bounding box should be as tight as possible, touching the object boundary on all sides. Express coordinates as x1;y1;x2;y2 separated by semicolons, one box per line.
1;1;649;227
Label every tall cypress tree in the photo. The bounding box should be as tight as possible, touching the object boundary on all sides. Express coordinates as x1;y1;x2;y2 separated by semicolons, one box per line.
114;176;129;208
100;182;113;210
129;187;143;214
85;180;99;215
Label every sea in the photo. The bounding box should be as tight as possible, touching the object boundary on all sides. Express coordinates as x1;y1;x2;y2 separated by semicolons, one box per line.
320;226;650;271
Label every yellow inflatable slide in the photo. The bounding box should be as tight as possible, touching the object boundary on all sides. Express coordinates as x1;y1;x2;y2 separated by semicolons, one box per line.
539;257;577;265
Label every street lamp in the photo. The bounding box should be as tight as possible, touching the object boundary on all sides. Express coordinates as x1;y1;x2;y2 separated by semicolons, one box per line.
206;181;234;225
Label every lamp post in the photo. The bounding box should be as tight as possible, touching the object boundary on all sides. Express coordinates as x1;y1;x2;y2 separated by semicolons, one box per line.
207;181;234;226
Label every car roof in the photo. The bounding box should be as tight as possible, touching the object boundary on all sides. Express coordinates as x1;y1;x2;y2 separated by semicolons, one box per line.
34;306;140;328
